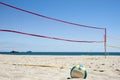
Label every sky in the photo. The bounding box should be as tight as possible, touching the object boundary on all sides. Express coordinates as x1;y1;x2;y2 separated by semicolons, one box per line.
0;0;120;52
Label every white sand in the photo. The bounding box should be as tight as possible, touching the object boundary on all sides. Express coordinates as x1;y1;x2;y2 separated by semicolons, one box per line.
0;55;120;80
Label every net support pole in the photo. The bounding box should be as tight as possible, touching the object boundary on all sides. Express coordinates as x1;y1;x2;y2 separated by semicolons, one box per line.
104;28;107;57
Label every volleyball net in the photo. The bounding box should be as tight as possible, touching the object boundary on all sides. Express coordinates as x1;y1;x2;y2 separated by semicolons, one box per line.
0;2;106;52
107;36;120;49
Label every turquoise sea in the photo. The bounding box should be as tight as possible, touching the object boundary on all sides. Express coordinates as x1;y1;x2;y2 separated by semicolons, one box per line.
0;52;120;56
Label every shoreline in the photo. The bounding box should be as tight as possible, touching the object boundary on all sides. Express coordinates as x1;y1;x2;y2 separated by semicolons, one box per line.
0;52;120;56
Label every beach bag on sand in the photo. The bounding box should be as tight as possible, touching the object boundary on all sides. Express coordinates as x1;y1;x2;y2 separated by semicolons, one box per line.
70;65;87;79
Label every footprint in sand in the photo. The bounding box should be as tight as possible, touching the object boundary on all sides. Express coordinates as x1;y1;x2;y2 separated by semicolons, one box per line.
99;70;105;72
115;69;120;75
93;69;105;72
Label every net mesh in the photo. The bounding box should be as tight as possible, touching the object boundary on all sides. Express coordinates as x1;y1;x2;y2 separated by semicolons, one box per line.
0;2;105;52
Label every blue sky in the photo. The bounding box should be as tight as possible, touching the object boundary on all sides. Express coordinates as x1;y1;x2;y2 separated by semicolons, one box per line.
0;0;120;52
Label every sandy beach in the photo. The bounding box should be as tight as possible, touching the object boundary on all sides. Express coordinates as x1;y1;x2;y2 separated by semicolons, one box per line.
0;54;120;80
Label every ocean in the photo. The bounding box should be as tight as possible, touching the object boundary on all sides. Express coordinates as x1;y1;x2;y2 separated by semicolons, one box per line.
0;52;120;56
